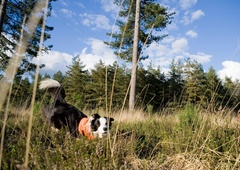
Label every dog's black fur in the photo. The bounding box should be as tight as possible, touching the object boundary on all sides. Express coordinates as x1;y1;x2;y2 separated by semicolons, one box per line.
40;79;87;137
42;102;87;137
40;79;114;138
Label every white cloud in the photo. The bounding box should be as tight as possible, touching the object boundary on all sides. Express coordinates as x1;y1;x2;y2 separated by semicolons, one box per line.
33;42;115;76
186;52;212;63
32;39;117;76
60;0;68;6
171;38;189;53
218;61;240;81
191;10;205;22
33;51;73;76
181;9;205;25
167;22;178;30
78;38;117;70
80;13;111;30
101;0;118;13
180;0;197;9
60;8;75;18
186;30;198;38
34;37;213;77
141;36;212;72
77;2;85;8
162;35;175;44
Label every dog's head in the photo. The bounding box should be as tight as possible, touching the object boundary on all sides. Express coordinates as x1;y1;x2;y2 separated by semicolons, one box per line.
89;113;114;138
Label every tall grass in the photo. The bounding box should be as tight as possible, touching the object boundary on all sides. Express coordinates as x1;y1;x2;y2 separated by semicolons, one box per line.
1;104;240;169
0;0;49;169
1;1;240;169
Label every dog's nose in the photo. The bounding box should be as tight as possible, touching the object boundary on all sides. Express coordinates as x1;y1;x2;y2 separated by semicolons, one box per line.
103;127;108;131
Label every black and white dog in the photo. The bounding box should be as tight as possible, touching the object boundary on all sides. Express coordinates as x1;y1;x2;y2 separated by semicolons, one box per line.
39;79;114;139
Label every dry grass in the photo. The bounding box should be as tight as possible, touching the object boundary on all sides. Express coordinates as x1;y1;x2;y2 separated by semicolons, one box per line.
1;0;240;169
160;153;211;170
1;104;240;169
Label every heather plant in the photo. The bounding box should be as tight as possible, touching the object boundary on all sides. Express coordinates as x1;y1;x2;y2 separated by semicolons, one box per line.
1;105;240;169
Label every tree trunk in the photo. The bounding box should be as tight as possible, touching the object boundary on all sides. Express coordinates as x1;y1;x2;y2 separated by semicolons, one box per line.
0;0;7;34
129;0;140;111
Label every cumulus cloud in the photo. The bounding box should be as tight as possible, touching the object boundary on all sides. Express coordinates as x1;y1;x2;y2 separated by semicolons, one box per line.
78;38;117;70
60;8;75;18
60;0;68;6
141;37;212;72
32;39;118;76
79;13;111;30
34;37;213;77
186;30;198;38
218;61;240;81
77;2;85;8
171;38;189;53
180;0;198;9
101;0;118;13
186;52;212;63
167;22;178;30
181;9;205;25
191;10;205;22
32;51;73;76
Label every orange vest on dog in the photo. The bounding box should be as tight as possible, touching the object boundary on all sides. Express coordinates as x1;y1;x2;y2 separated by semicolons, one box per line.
78;118;94;140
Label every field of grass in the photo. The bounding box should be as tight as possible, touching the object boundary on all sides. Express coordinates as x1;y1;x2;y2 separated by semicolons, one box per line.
1;104;240;170
1;0;240;169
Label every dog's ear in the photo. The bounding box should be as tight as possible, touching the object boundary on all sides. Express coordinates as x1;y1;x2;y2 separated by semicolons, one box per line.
91;113;100;119
106;117;114;122
110;117;114;122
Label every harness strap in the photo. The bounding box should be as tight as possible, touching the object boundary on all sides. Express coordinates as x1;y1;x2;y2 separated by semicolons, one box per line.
78;118;94;140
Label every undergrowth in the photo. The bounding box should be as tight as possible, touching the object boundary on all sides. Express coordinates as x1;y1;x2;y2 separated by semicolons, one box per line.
1;104;240;169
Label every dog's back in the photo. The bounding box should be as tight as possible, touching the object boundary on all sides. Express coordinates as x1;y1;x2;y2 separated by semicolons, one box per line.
39;79;114;139
50;102;87;137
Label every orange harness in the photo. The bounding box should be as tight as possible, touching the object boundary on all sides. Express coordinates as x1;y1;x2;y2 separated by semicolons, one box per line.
78;118;94;140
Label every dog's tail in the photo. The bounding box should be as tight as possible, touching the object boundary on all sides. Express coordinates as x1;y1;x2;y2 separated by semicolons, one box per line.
39;78;66;103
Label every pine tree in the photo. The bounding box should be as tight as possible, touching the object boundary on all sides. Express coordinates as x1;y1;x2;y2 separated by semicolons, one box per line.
0;0;56;76
107;62;130;110
105;0;174;110
64;57;89;109
205;66;224;111
167;59;184;106
134;64;166;111
183;58;207;105
53;71;65;83
144;65;166;111
11;76;31;107
87;60;107;109
222;77;239;110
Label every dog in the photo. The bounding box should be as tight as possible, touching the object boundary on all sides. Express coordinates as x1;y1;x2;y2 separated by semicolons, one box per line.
39;78;114;139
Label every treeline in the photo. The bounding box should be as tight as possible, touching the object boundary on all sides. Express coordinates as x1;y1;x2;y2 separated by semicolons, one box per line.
5;57;240;113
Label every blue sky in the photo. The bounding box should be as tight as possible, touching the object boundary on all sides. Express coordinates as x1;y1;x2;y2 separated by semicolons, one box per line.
35;0;240;81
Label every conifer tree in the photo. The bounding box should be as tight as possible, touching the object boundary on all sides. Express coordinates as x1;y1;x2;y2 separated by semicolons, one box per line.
11;77;31;106
53;71;65;83
0;0;56;76
145;65;166;111
105;0;174;110
183;58;207;104
205;66;224;111
168;59;184;106
135;64;166;111
222;77;239;109
107;62;130;109
87;60;107;109
64;57;89;109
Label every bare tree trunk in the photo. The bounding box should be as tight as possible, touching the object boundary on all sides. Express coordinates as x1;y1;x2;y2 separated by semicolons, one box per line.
0;0;7;34
129;0;140;111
